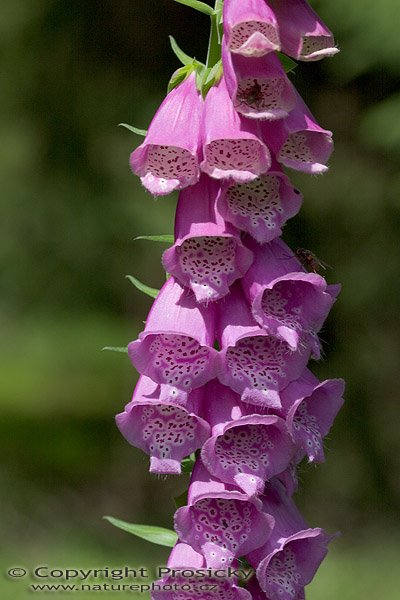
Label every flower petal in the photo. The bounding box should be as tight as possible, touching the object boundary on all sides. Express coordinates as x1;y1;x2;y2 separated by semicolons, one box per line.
201;78;271;182
269;0;338;61
217;162;302;244
217;284;310;409
130;73;202;195
223;41;296;121
175;462;274;568
128;278;218;404
224;0;281;57
116;377;210;475
162;176;253;303
262;92;333;174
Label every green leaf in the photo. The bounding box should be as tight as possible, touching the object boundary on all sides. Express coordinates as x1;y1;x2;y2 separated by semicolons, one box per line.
103;516;177;548
126;275;159;299
101;346;128;354
118;123;147;136
169;36;194;66
135;235;174;243
277;53;297;74
174;490;188;509
173;0;214;17
167;64;195;93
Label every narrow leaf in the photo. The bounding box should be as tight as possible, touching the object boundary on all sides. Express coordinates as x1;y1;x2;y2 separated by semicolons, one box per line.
103;516;177;548
102;346;128;354
169;36;193;66
173;0;214;17
126;275;159;299
135;235;174;243
118;123;147;136
277;53;297;74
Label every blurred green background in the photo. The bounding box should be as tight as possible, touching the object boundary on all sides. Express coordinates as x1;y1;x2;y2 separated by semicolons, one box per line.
1;0;399;598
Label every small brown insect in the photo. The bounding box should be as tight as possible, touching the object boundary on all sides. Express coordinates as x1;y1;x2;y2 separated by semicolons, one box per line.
295;248;330;273
236;79;264;110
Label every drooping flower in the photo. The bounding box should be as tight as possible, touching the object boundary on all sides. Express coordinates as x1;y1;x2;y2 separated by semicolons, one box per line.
268;0;339;61
222;40;296;121
262;92;333;174
278;369;345;463
115;376;210;475
174;461;274;568
130;72;202;195
217;283;310;409
200;77;271;182
247;479;334;600
200;380;296;497
223;0;280;57
119;1;344;597
247;577;306;600
241;237;340;358
162;175;253;303
128;277;218;405
217;159;303;244
152;542;253;600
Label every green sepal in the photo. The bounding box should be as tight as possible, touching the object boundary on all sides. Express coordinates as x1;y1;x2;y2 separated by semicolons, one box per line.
195;63;207;93
135;235;174;244
174;489;188;509
214;0;224;26
238;556;253;569
118;123;147;136
181;454;196;473
202;59;223;97
103;516;177;548
126;275;159;299
167;64;195;93
169;35;194;67
277;52;297;74
102;346;128;354
173;0;214;17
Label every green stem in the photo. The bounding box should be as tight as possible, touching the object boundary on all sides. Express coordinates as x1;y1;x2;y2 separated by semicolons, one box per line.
205;0;223;69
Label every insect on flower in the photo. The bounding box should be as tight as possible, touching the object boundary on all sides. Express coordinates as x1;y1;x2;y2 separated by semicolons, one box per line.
295;247;331;273
236;79;264;109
